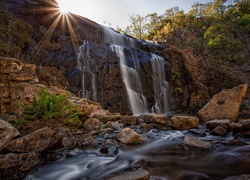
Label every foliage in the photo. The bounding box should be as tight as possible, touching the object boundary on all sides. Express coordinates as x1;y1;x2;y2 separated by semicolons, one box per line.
170;71;181;81
0;3;33;59
123;0;250;65
173;87;182;96
7;19;33;49
23;88;80;125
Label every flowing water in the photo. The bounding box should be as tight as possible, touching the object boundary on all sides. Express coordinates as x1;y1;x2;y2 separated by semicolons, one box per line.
25;130;250;180
51;26;250;180
78;26;169;115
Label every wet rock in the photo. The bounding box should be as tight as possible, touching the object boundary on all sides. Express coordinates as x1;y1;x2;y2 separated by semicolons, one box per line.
0;119;20;151
150;123;173;131
141;123;154;132
171;116;199;130
206;119;231;131
0;152;40;171
188;129;206;137
223;174;250;180
116;128;143;144
99;143;118;156
140;113;168;125
83;118;102;131
198;84;248;121
121;115;138;125
231;122;242;134
108;169;150;180
240;119;250;132
99;113;122;123
62;137;75;147
210;126;227;136
221;139;249;146
106;121;121;130
230;119;250;136
178;172;210;180
3;127;59;153
183;136;212;149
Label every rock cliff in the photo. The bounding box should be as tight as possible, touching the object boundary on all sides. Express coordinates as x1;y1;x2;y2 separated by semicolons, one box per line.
2;0;250;116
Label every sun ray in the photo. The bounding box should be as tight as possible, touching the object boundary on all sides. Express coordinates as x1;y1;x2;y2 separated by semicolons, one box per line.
35;13;63;57
65;13;80;56
33;1;92;61
68;14;95;41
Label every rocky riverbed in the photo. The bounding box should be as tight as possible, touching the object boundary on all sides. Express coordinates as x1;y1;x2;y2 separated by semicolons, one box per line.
0;57;249;179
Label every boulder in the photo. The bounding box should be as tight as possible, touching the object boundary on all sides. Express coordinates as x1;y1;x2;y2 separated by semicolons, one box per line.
116;128;143;144
171;116;199;130
230;119;250;136
206;119;231;131
210;126;227;136
99;113;122;123
140;113;168;125
3;127;59;153
0;152;40;171
198;84;248;121
0;120;20;151
109;169;150;180
83;118;102;131
223;174;250;180
240;119;250;136
241;119;250;131
221;139;249;146
121;115;138;125
183;136;212;149
106;121;121;130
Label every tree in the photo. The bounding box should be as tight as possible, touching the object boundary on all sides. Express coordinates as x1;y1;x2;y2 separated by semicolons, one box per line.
124;14;149;39
8;19;33;50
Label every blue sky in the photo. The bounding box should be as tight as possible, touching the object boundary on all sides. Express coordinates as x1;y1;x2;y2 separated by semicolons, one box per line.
56;0;213;29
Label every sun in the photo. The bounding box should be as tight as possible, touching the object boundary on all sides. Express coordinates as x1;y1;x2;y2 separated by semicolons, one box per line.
56;0;69;14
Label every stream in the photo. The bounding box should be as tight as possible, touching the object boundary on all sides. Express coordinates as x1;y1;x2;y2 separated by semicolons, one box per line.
24;129;250;180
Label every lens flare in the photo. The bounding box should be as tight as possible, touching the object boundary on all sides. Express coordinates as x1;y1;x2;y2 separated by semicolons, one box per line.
58;2;69;14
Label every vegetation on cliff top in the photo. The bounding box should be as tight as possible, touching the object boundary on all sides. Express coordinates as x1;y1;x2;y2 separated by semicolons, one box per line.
124;0;250;66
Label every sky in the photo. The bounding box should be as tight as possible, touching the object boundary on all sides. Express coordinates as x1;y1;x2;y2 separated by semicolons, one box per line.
56;0;213;29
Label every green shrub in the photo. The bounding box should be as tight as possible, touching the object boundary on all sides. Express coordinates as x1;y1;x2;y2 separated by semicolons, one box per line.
173;87;182;96
23;88;80;124
170;71;181;81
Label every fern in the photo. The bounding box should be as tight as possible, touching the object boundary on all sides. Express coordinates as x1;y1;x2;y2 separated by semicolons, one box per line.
23;88;80;124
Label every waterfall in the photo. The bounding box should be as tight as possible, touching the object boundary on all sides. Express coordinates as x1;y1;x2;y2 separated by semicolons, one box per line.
77;26;169;115
78;40;97;101
102;25;137;48
150;54;169;114
110;45;148;115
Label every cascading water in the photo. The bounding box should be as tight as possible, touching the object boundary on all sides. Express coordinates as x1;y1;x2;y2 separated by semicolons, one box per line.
102;25;169;115
150;54;169;114
110;45;148;115
78;40;97;101
77;25;169;115
102;25;137;48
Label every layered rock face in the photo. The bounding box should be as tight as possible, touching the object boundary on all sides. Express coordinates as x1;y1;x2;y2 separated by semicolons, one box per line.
4;0;169;115
0;57;69;116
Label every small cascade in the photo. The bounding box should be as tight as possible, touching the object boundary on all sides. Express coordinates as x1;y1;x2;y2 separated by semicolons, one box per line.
150;54;169;114
78;40;97;101
110;45;148;115
102;25;137;48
